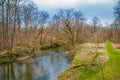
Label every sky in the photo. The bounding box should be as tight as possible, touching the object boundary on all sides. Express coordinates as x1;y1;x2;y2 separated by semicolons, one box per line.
32;0;115;26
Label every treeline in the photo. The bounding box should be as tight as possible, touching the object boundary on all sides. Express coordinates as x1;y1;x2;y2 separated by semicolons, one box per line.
0;0;120;52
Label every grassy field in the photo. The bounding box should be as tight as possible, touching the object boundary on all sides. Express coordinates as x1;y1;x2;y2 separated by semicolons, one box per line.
58;42;120;80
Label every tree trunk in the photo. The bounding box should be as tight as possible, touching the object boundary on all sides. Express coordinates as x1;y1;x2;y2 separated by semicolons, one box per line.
40;27;43;45
2;3;5;49
6;0;10;52
10;7;17;52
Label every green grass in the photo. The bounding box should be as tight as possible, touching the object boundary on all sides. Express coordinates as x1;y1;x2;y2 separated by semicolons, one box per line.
58;45;99;80
104;41;120;79
90;41;120;80
58;42;120;80
0;58;5;64
0;53;12;64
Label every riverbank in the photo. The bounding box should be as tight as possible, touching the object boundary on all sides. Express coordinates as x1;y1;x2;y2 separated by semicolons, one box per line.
0;43;72;64
58;42;120;80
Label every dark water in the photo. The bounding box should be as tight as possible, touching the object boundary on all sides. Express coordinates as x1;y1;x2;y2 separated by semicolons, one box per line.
0;52;72;80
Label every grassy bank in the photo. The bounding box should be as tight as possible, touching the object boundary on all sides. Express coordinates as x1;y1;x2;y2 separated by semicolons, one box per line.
40;43;72;52
58;42;120;80
58;44;99;80
104;41;120;79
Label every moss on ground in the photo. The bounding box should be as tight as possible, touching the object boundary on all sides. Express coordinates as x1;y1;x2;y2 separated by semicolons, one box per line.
40;43;72;52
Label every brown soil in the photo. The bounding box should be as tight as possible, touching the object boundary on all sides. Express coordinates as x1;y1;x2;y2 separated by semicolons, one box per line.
114;44;120;50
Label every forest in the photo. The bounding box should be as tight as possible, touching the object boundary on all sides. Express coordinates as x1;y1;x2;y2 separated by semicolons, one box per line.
0;0;120;80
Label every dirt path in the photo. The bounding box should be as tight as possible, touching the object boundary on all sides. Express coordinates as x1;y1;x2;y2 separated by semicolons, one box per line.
114;43;120;51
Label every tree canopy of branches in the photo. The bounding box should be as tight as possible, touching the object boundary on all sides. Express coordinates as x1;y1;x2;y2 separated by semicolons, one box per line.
111;0;120;42
0;0;109;52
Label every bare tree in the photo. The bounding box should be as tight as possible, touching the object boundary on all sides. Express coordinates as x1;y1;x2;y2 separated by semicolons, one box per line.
92;16;100;52
58;9;76;48
74;10;85;43
10;0;20;52
1;0;5;49
113;0;120;42
32;11;49;45
49;14;60;44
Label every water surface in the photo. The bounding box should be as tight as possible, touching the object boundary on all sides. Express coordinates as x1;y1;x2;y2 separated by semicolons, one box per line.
0;51;71;80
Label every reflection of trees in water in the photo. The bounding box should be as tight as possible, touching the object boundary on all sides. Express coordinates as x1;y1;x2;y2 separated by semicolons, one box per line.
17;63;23;79
50;52;63;64
24;64;34;80
0;52;71;80
0;64;6;80
10;64;15;80
0;63;15;80
37;57;48;77
0;63;35;80
36;73;49;80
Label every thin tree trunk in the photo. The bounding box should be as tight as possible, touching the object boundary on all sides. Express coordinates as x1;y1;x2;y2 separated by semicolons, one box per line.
10;5;17;52
6;0;10;52
40;27;43;45
2;3;5;49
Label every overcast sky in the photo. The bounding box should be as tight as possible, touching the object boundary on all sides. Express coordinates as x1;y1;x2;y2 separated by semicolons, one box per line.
32;0;115;26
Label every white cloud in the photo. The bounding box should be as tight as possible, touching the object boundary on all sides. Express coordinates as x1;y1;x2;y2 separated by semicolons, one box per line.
100;18;113;26
33;0;76;7
82;0;113;4
32;0;114;25
33;0;113;8
86;17;113;27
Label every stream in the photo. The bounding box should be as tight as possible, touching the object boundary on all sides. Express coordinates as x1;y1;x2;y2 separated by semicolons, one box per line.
0;51;72;80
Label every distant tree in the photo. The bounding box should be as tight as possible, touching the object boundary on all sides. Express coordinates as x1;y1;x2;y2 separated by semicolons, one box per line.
74;10;85;43
22;3;31;39
113;0;120;42
10;0;20;52
92;16;100;52
92;16;99;33
114;0;120;25
50;14;60;44
32;11;49;45
0;0;5;49
58;9;76;48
